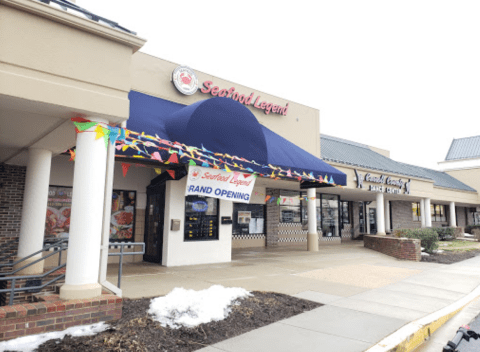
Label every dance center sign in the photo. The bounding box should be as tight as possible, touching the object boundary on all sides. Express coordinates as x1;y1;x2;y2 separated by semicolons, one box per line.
186;166;256;203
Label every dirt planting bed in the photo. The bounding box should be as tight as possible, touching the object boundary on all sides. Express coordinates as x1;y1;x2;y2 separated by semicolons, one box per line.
421;249;480;264
30;291;321;352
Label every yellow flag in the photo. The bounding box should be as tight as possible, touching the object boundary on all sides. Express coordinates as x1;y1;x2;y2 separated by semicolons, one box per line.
122;144;129;151
225;165;232;172
154;168;162;175
95;125;104;140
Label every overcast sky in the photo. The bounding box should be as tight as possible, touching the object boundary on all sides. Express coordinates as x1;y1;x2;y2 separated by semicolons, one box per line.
80;0;480;170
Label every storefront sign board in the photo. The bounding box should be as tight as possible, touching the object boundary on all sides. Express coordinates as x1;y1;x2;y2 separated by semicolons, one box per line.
354;169;411;195
186;166;256;203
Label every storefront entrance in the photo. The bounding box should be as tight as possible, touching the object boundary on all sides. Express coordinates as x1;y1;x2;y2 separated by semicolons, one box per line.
369;208;377;234
143;176;167;263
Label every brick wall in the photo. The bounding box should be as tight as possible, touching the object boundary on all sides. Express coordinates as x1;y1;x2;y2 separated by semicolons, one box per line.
0;164;26;244
364;235;421;261
391;201;421;230
0;293;121;341
265;189;280;247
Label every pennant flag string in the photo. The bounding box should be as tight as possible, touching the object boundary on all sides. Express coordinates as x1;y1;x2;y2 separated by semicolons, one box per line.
69;118;341;187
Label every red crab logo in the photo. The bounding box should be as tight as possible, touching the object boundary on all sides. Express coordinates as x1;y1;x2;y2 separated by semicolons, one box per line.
180;73;192;85
192;170;199;178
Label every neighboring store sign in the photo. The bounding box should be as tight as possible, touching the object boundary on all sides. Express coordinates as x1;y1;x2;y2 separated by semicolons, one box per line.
354;170;411;195
185;166;256;203
172;66;198;95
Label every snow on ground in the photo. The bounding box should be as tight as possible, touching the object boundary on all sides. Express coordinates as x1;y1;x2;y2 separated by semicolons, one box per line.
148;285;251;329
0;322;110;352
464;233;474;238
421;252;430;256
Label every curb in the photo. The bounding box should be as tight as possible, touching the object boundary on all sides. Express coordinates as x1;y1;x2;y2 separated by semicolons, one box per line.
365;284;480;352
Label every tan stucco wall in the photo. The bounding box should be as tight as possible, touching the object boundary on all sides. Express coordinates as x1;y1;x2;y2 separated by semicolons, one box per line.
446;168;480;203
0;1;143;121
131;53;321;158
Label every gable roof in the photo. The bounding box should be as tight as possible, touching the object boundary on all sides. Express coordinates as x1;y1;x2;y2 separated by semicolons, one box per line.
445;136;480;161
321;135;476;192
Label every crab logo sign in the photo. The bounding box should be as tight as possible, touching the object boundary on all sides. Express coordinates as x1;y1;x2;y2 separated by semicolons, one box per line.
172;66;198;95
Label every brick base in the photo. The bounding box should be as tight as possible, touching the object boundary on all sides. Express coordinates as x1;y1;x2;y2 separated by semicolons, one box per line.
364;235;421;261
0;293;121;341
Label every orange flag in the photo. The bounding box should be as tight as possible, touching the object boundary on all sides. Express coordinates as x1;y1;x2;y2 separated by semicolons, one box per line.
265;195;271;203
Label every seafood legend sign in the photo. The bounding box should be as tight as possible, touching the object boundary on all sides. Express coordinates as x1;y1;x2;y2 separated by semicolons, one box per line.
186;166;256;203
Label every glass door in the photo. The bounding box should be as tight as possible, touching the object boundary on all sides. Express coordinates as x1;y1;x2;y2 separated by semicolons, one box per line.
143;183;166;263
359;202;366;233
369;208;377;234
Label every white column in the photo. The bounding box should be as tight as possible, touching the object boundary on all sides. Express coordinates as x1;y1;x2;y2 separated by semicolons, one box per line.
424;198;432;227
17;148;52;274
449;202;456;227
60;118;108;300
306;188;318;251
384;200;390;233
376;192;386;235
420;199;426;228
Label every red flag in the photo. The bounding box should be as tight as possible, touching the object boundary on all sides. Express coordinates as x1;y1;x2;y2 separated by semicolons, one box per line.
243;174;251;178
167;170;175;179
121;163;131;177
68;149;75;161
265;195;271;203
167;153;179;164
71;117;89;123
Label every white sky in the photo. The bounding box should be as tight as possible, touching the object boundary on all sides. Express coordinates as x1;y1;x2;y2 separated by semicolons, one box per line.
80;0;480;170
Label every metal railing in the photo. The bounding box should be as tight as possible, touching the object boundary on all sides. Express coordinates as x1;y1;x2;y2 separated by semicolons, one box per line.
0;239;144;305
108;242;145;289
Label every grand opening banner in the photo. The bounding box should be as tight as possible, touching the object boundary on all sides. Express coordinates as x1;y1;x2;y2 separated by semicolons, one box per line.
186;166;256;203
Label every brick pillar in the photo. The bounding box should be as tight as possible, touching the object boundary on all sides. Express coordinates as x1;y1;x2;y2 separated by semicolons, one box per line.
266;188;280;247
353;201;360;238
0;164;26;244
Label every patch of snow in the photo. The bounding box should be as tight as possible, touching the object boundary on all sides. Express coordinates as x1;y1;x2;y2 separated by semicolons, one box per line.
421;252;430;256
433;250;444;254
464;233;474;238
421;247;425;251
148;285;251;329
0;322;109;352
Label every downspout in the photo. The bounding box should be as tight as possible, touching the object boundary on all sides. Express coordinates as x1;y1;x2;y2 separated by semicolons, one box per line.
98;122;125;296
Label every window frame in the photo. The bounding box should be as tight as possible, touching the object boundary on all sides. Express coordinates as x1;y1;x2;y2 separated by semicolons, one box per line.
279;191;304;224
184;195;220;241
412;202;421;222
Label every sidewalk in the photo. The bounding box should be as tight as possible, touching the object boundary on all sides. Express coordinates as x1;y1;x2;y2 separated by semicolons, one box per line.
107;244;480;352
196;252;480;352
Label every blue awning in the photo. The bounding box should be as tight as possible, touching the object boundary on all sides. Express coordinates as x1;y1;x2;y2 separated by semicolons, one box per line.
124;91;347;186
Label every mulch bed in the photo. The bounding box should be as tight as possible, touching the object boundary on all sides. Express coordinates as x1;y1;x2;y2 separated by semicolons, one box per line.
33;291;321;352
421;249;480;264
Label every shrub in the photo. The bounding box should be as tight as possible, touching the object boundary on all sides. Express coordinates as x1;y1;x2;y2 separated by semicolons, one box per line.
465;225;480;234
432;227;455;241
394;228;439;253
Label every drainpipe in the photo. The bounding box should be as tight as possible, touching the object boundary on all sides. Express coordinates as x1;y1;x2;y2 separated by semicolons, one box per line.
98;122;125;297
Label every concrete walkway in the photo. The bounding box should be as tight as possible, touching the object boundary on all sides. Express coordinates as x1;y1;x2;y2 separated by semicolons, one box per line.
106;243;480;352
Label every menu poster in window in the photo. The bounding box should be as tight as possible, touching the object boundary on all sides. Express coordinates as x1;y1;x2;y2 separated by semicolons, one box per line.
110;190;136;241
238;211;251;225
46;186;72;237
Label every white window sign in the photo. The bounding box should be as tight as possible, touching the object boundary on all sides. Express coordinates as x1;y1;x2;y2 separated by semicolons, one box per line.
185;166;256;204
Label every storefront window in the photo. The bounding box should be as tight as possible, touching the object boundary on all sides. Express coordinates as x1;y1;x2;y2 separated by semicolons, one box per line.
431;204;447;222
321;194;340;237
412;202;421;222
184;195;219;241
279;191;303;223
341;201;350;224
233;204;265;235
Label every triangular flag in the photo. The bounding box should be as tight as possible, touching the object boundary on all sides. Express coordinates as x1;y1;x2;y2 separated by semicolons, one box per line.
269;197;275;203
271;171;275;178
151;152;163;162
167;170;175;179
122;144;129;152
243;174;251;178
329;176;334;184
71;117;89;123
202;162;209;167
121;163;131;177
94;125;105;140
287;169;292;177
167;153;179;164
116;144;123;150
154;168;162;175
277;198;281;205
73;121;97;132
265;195;271;203
68;149;75;161
324;175;329;183
102;127;110;149
318;175;324;182
108;126;119;145
225;165;232;172
189;159;196;166
283;198;286;203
